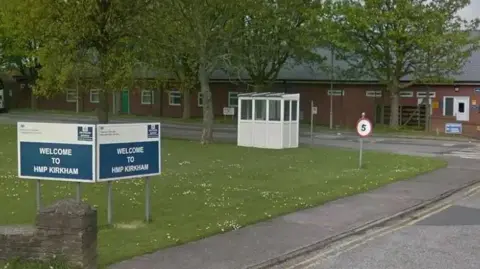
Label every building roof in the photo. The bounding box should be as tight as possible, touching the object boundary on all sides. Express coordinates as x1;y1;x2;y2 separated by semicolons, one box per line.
210;49;480;83
212;32;480;83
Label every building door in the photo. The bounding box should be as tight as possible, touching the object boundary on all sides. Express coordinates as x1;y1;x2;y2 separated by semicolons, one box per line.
121;89;129;114
454;97;469;121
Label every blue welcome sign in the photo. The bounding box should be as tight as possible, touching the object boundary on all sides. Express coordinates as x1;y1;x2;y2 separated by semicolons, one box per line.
96;123;162;181
17;122;96;182
17;122;161;183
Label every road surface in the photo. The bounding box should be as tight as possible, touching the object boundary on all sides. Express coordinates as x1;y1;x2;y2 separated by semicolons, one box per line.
0;112;478;159
281;181;480;269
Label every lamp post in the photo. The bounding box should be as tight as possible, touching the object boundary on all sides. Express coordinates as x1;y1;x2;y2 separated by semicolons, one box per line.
329;44;334;129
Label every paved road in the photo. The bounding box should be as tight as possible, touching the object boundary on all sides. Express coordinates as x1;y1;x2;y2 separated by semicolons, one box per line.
286;184;480;269
0;112;477;158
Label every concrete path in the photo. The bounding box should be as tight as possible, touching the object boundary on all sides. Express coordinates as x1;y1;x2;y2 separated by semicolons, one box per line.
108;157;480;269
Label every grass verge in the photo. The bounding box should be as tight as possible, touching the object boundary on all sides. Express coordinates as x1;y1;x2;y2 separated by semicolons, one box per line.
0;124;447;267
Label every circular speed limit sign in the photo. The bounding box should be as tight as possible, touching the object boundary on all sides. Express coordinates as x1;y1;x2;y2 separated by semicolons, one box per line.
356;118;372;137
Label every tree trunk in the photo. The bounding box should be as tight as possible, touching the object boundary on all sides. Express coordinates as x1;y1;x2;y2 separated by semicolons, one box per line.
182;89;191;120
30;87;37;110
97;90;109;124
198;65;214;144
389;87;400;128
253;83;268;92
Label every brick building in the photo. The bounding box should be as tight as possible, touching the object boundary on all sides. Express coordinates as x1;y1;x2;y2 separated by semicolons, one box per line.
4;48;480;136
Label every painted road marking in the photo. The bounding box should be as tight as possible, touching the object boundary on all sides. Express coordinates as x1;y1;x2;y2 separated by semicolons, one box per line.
442;143;455;147
287;184;480;269
444;146;480;159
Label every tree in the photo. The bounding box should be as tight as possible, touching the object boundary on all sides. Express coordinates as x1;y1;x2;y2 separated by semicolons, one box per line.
228;0;324;91
329;0;480;128
139;5;199;120
0;0;45;109
159;0;244;143
173;55;199;120
30;0;152;123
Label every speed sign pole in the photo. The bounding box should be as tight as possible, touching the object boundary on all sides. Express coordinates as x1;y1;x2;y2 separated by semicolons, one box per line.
356;112;373;169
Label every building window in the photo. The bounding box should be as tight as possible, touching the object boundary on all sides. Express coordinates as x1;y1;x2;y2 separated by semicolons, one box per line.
327;89;344;96
169;91;181;106
365;90;382;97
254;99;266;120
268;100;281;121
141;90;154;105
197;92;203;107
443;97;454;116
416;91;436;98
399;91;414;98
90;89;100;103
240;99;252;120
66;89;77;103
228;92;238;107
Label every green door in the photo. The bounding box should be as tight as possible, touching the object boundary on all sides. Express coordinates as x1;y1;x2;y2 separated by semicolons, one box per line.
121;89;129;114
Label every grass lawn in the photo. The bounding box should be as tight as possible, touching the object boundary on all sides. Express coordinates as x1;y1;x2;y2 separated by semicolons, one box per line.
0;124;447;267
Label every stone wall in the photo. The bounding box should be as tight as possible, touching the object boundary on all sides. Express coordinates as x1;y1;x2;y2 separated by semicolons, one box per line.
0;199;98;269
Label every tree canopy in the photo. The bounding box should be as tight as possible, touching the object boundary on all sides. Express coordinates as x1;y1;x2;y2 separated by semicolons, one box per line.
30;0;153;122
228;0;326;91
328;0;480;127
1;0;478;138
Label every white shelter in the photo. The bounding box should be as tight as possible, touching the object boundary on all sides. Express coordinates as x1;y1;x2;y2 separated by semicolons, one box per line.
237;92;300;149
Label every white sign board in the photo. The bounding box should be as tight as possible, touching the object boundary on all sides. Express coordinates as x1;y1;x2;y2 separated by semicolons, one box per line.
223;107;235;115
0;89;4;109
312;106;318;115
17;122;96;182
96;123;161;182
356;118;373;137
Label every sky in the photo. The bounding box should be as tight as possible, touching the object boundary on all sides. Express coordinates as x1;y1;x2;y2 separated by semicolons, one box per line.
459;2;479;21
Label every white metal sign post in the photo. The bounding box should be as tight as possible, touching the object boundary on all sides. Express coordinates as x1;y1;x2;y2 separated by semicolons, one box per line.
356;112;372;169
310;101;317;145
17;122;162;224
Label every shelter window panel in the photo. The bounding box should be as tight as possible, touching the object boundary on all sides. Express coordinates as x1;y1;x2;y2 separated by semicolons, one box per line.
291;100;298;121
254;99;266;120
268;100;281;121
240;99;252;120
284;100;291;121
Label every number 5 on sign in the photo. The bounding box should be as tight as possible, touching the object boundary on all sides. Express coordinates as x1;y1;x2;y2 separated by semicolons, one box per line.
356;119;372;137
